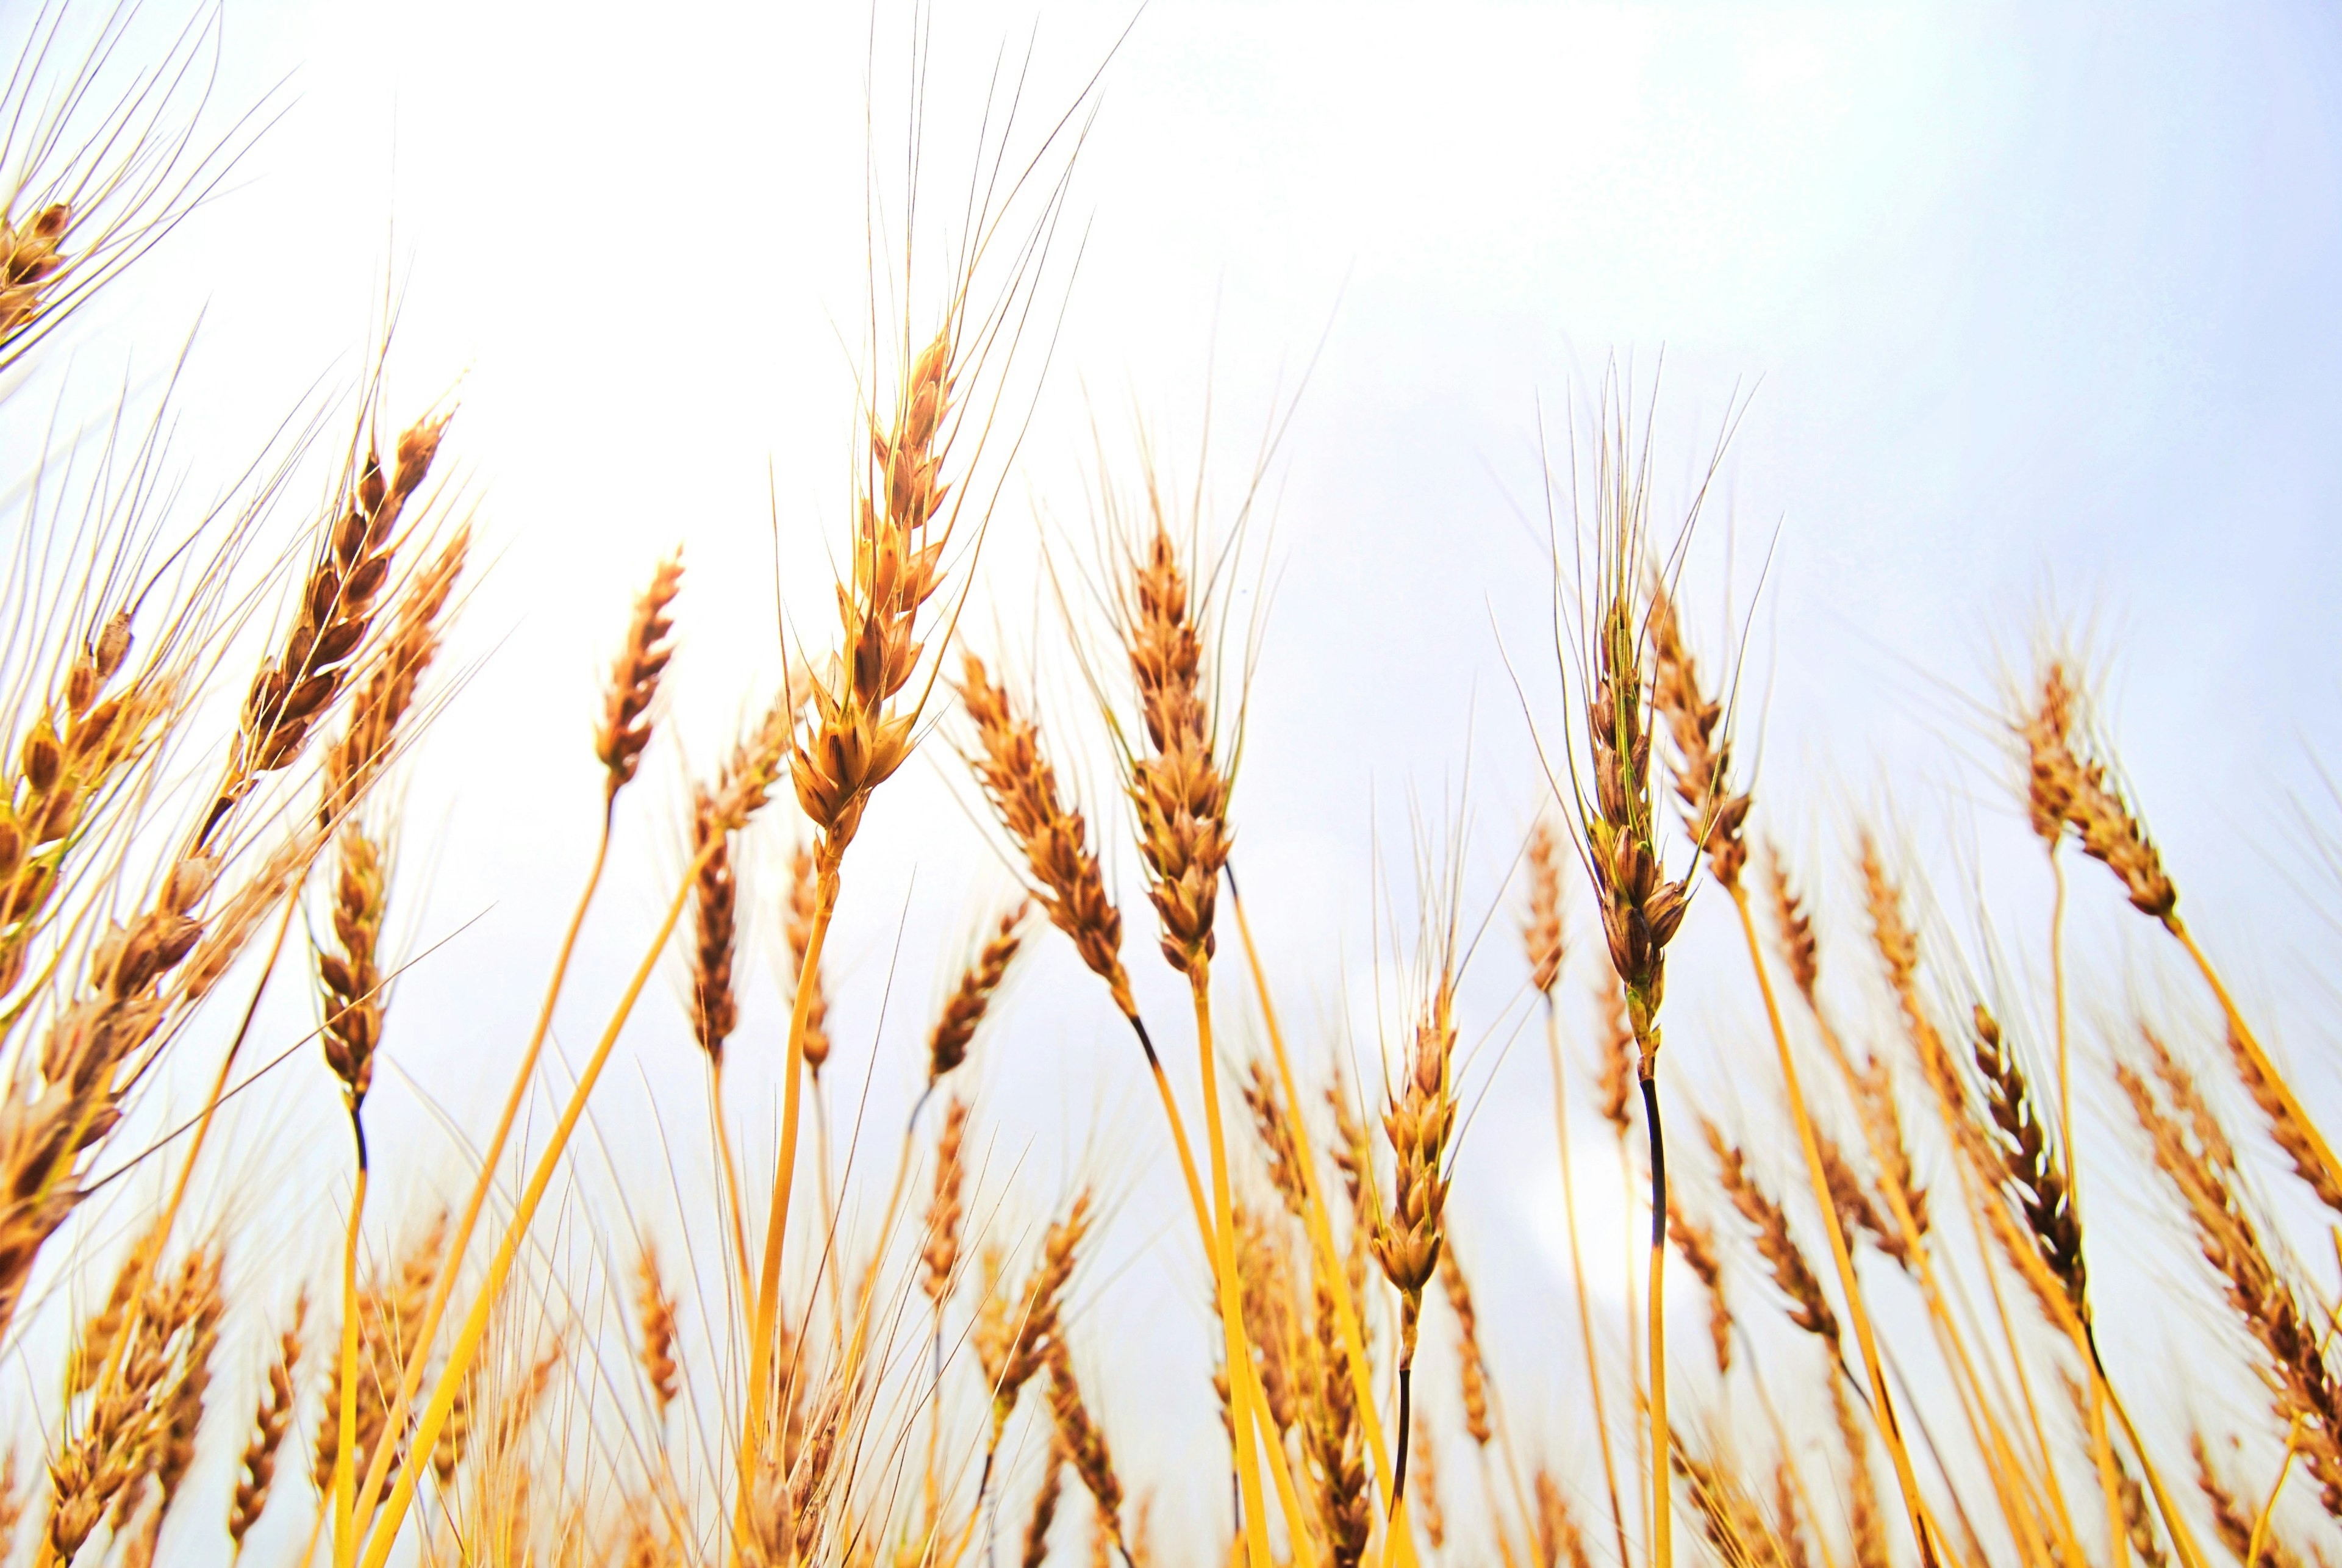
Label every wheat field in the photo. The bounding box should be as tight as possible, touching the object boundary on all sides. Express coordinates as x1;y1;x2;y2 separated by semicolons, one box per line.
0;4;2338;1568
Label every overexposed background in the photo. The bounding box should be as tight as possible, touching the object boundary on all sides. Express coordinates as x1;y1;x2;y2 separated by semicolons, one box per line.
11;0;2342;1557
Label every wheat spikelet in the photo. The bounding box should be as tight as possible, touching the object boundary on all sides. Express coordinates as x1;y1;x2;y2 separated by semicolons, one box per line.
1236;1206;1302;1437
1375;973;1457;1379
217;412;448;832
318;823;388;1120
1533;1468;1592;1568
1525;815;1567;993
928;901;1025;1082
594;553;682;804
229;1289;306;1552
955;652;1135;1016
1703;1118;1839;1349
785;840;833;1078
1241;1059;1311;1221
2219;1018;2342;1215
321;524;470;827
686;786;740;1067
1112;504;1234;978
1817;1133;1909;1271
1830;1372;1888;1568
635;1245;679;1420
1045;1339;1126;1555
1645;579;1750;891
2042;692;2175;923
1436;1239;1494;1445
0;607;164;1000
1763;847;1819;1012
1020;1444;1066;1568
1595;968;1638;1137
920;1095;970;1307
978;1190;1092;1436
0;201;70;341
1666;1193;1732;1374
1969;1004;2086;1323
2191;1431;2314;1568
1303;1273;1370;1568
2123;1064;2342;1514
789;327;957;859
0;836;219;1336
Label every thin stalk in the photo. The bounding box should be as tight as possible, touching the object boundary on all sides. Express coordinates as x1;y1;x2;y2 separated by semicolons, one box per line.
1641;1072;1670;1568
356;847;704;1568
740;852;839;1550
1191;964;1278;1568
711;1056;754;1317
2247;1420;2302;1567
1730;887;1939;1566
350;816;618;1535
814;1073;847;1357
1226;878;1416;1565
1544;994;1633;1568
1130;1017;1316;1566
334;1147;368;1568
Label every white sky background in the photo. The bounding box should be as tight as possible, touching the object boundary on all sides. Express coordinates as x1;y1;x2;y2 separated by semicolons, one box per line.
14;0;2342;1556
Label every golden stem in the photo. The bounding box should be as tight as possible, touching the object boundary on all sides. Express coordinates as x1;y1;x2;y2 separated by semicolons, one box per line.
1731;886;1938;1566
351;818;617;1534
739;856;839;1553
356;845;704;1568
333;1156;368;1568
1544;993;1633;1568
1192;963;1278;1568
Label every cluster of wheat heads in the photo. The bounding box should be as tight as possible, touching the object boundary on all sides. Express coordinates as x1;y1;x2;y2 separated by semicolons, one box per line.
5;10;2342;1568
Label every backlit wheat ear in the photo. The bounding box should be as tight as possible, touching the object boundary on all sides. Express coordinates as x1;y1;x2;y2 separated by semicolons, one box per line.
920;1095;970;1307
0;605;166;1000
956;651;1136;1017
1303;1273;1371;1568
229;1290;307;1553
595;553;683;806
1020;1443;1066;1568
0;832;218;1337
635;1245;679;1422
1374;971;1458;1509
926;901;1027;1083
212;411;448;842
2121;1060;2342;1517
0;201;70;344
1969;1004;2086;1325
984;1190;1092;1439
2219;1018;2342;1217
789;326;957;861
1762;847;1819;1012
785;840;833;1079
686;785;740;1067
1241;1060;1310;1221
1045;1339;1128;1561
1665;1194;1732;1375
1115;508;1233;979
1534;1469;1593;1568
1644;580;1750;892
322;524;471;829
1701;1118;1839;1350
318;824;389;1129
1524;816;1567;995
1436;1241;1494;1445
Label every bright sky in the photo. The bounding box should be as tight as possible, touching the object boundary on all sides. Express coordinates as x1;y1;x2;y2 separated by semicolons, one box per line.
20;0;2342;1552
